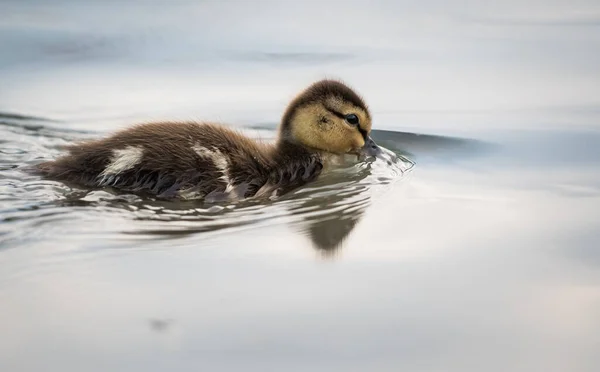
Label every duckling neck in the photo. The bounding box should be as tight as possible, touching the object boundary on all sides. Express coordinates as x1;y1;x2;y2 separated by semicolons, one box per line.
272;139;322;171
274;138;315;155
254;139;323;197
274;139;347;171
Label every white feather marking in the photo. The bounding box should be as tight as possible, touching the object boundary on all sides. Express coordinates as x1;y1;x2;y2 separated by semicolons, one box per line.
99;146;144;180
192;144;231;187
178;188;205;200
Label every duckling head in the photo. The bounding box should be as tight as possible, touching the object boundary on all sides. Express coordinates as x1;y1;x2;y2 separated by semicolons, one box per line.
279;79;382;157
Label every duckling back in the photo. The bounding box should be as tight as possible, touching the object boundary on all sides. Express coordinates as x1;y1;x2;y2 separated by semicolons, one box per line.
34;122;323;201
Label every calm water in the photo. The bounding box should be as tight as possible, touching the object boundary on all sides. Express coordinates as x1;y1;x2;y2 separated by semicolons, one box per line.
2;1;600;371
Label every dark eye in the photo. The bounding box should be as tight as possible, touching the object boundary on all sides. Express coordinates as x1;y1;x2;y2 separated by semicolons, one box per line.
345;114;359;126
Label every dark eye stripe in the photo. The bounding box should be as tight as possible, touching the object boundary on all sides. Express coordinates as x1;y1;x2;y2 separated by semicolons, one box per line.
323;106;367;138
324;106;346;119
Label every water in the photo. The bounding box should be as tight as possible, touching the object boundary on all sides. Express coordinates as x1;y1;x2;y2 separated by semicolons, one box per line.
1;1;600;371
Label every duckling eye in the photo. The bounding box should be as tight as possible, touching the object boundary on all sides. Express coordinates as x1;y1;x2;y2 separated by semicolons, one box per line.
345;114;359;126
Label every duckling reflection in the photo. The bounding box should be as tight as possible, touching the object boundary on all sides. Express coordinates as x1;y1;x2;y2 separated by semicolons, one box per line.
291;189;370;255
284;158;374;254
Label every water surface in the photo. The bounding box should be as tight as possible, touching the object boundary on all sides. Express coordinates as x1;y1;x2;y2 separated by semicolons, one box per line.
1;1;600;371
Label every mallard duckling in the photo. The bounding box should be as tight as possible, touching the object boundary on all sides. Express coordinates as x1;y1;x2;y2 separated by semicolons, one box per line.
34;79;382;202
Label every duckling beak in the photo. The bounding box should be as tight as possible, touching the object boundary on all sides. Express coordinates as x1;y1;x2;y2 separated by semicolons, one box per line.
360;136;382;157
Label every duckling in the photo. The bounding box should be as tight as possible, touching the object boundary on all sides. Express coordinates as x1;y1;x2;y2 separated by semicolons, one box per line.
33;79;382;202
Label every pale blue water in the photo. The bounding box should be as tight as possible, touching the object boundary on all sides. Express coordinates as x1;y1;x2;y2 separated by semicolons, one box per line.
1;1;600;371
